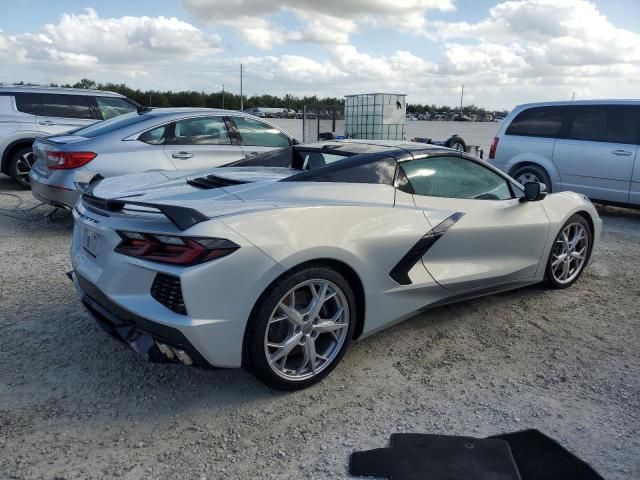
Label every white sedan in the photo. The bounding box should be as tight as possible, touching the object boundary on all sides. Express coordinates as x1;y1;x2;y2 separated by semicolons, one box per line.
69;140;601;390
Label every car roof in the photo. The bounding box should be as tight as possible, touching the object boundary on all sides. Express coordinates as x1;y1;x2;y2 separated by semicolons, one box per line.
514;99;640;110
298;139;455;159
0;85;127;97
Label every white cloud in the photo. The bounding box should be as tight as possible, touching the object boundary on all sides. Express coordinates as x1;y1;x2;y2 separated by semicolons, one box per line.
182;0;454;48
2;8;222;73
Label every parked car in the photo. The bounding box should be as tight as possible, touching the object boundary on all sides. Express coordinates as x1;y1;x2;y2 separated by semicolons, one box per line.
0;86;139;188
29;108;296;209
68;140;601;390
489;100;640;207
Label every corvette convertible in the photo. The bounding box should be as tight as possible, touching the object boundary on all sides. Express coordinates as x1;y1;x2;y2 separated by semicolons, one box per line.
69;140;601;390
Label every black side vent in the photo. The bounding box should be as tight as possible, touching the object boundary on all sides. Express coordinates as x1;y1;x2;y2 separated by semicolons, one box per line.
187;174;246;190
151;274;186;315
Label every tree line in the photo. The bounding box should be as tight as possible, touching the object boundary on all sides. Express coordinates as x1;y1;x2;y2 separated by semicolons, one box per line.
9;79;508;118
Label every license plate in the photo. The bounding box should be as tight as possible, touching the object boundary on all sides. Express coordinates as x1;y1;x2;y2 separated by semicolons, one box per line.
82;228;102;258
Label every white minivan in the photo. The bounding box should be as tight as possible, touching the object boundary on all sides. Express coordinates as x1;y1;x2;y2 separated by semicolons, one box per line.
489;100;640;207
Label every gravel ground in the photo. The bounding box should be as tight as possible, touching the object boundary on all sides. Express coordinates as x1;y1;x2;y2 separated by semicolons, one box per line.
0;174;638;480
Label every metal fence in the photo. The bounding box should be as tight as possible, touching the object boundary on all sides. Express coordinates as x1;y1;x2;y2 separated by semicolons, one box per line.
302;105;344;143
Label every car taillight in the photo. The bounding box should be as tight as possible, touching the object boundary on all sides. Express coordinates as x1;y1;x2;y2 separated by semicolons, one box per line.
488;137;499;160
47;151;97;170
115;232;239;266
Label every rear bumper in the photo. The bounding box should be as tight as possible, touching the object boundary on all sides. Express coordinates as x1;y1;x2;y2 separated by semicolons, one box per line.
30;167;78;209
71;270;212;368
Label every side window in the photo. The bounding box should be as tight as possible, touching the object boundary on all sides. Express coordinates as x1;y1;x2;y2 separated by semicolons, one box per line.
569;106;640;144
303;158;397;185
15;93;41;115
139;125;169;145
401;156;513;200
95;97;136;120
232;116;291;147
171;117;231;145
506;106;564;138
302;152;348;170
40;94;92;119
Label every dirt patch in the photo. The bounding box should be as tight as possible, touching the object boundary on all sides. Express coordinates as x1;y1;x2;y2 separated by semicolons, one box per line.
0;176;638;479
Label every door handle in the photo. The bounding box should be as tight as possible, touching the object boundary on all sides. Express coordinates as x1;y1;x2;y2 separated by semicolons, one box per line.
246;151;259;157
39;120;55;125
171;152;193;159
612;149;632;156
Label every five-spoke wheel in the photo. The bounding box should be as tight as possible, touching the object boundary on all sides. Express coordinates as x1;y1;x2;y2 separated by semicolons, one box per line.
246;266;355;390
9;146;35;189
546;215;592;288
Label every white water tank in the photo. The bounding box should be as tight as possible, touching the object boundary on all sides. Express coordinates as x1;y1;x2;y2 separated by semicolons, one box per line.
344;93;407;140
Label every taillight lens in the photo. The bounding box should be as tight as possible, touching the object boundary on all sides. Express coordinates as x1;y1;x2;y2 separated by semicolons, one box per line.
47;151;97;170
115;232;239;266
488;137;499;160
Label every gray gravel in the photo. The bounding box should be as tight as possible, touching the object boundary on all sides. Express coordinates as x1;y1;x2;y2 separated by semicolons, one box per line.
0;174;638;479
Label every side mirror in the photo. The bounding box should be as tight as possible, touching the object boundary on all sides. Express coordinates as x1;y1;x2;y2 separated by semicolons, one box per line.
522;182;547;202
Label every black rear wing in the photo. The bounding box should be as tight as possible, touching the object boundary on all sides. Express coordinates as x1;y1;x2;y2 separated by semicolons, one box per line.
74;172;208;231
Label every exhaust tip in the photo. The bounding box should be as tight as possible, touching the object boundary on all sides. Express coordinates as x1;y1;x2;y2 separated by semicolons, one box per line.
174;348;193;366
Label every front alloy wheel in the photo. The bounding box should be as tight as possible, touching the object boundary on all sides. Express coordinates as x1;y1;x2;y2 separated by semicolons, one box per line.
546;215;592;288
246;266;355;390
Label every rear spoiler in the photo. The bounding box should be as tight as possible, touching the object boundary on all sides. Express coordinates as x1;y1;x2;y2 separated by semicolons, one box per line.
74;171;209;231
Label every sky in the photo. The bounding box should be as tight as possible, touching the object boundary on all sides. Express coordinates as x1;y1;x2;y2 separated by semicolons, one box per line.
1;0;639;110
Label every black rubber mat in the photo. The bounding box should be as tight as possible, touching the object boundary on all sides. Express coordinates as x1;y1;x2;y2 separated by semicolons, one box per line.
349;433;522;480
489;430;604;480
349;430;604;480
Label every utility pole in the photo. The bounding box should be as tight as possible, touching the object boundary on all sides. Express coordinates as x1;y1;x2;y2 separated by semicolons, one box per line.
571;91;576;101
149;93;152;107
222;84;225;109
459;84;464;117
240;63;244;111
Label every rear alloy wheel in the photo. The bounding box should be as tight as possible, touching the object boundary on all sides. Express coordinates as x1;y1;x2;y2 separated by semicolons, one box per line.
546;215;592;289
8;146;35;189
511;164;551;192
246;267;355;390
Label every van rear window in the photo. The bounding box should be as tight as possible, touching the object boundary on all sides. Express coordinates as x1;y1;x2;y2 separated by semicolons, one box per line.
506;106;564;138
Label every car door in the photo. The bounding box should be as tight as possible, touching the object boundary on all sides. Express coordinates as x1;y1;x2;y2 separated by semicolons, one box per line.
228;115;292;158
37;93;96;135
552;105;640;203
163;116;244;170
400;154;549;292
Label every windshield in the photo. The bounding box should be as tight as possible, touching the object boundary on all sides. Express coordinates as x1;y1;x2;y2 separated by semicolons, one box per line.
70;112;151;138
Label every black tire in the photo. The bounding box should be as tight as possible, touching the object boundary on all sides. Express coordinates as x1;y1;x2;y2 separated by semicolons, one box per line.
8;146;34;189
245;265;356;390
445;135;466;152
545;214;593;289
511;164;551;192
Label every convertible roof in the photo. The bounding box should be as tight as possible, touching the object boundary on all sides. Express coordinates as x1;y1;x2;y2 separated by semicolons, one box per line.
298;140;456;160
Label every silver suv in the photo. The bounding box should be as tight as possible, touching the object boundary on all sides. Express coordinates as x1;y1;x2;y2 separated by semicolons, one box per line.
0;86;138;188
489;100;640;207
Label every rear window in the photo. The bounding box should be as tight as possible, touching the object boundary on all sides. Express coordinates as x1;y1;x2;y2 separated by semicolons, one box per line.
71;112;149;138
95;96;136;120
506;106;565;138
15;93;40;115
568;106;640;144
40;94;92;119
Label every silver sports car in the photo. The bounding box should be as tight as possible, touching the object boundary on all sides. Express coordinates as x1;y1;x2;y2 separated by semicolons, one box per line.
69;140;601;390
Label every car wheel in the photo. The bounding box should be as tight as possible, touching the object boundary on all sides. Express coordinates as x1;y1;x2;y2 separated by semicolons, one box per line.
545;214;593;289
445;136;466;152
8;146;35;189
512;164;551;192
245;265;356;390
